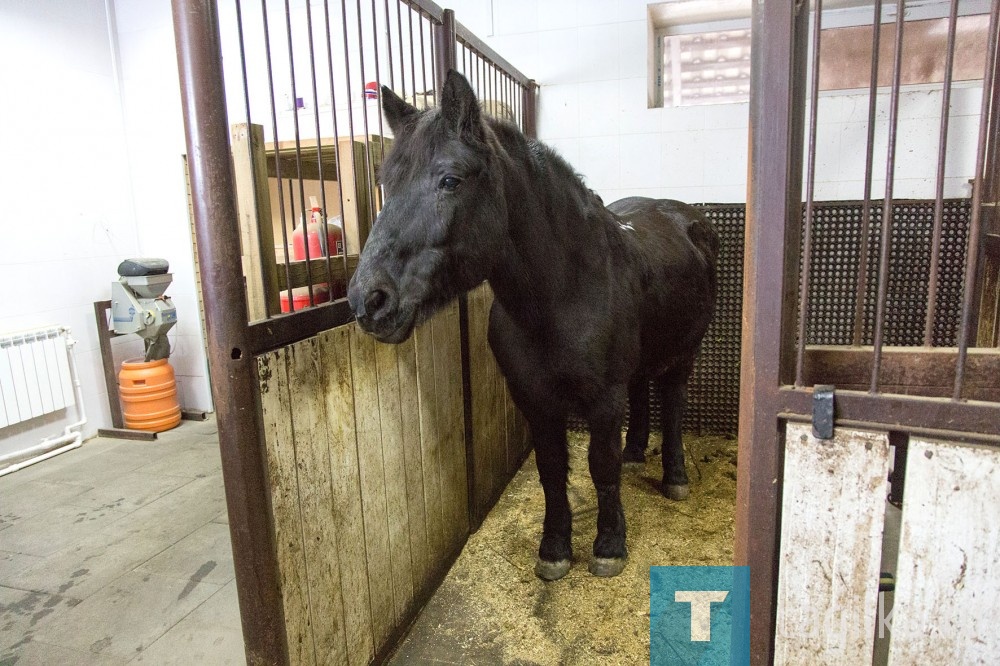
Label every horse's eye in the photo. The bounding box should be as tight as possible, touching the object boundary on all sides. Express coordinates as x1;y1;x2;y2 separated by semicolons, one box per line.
439;175;461;191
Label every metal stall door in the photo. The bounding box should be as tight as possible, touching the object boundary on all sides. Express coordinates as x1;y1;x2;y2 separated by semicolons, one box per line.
739;0;1000;664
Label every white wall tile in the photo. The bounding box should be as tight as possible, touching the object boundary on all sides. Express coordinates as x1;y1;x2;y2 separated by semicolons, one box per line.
661;132;706;189
539;0;580;32
577;25;621;83
620;133;663;189
617;21;648;81
577;136;621;191
579;80;620;136
534;28;579;85
537;83;581;139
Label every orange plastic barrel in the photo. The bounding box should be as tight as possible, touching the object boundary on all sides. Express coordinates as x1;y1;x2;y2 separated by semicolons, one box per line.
118;358;182;432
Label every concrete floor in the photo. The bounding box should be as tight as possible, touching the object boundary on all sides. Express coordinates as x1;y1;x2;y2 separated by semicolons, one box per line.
0;417;243;665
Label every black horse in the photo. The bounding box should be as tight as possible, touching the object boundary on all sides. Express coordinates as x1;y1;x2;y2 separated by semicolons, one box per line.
348;71;718;580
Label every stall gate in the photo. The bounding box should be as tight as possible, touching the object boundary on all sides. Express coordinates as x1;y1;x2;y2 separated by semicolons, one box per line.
743;0;1000;664
172;1;533;662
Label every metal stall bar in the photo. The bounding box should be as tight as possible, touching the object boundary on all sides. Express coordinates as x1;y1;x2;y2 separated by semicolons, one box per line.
852;0;884;346
869;0;907;392
924;0;961;347
955;0;1000;398
171;0;289;662
738;0;809;662
794;0;824;386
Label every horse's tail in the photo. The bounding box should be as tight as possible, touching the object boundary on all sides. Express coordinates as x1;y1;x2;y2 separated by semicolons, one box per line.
688;215;720;269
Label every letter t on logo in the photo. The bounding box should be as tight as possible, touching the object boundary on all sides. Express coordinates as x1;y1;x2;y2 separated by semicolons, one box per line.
675;590;729;642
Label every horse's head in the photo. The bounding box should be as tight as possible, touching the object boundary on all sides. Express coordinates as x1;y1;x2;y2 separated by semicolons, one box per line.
348;71;506;343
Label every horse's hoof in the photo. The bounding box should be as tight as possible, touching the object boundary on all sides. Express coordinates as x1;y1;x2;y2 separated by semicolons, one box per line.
589;556;627;578
664;483;690;501
534;558;571;581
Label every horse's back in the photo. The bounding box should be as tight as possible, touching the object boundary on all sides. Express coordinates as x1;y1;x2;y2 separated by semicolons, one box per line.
606;197;718;377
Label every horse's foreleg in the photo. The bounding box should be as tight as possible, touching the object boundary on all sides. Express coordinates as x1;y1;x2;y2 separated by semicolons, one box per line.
658;378;690;501
623;375;649;465
587;399;628;577
531;413;572;581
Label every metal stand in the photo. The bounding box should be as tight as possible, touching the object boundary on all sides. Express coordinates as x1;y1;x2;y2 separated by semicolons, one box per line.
93;300;158;441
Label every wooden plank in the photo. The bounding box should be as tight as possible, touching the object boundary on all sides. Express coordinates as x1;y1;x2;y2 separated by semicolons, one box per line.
887;438;1000;665
774;423;890;666
397;336;430;590
467;285;489;516
257;349;315;665
287;337;348;664
374;341;415;622
801;346;1000;402
433;301;469;552
414;317;445;567
348;325;395;651
276;255;359;292
316;325;375;665
232;123;280;319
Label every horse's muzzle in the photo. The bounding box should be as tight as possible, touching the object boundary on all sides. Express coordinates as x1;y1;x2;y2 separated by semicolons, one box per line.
348;273;412;343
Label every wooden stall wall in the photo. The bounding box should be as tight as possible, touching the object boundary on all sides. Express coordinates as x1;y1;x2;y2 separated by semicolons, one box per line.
467;283;530;524
256;301;466;665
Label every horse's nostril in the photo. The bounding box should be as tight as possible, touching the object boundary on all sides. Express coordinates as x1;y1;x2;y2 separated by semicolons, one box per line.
366;288;388;315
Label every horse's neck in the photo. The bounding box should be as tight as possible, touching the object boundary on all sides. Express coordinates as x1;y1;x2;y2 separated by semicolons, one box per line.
487;142;606;331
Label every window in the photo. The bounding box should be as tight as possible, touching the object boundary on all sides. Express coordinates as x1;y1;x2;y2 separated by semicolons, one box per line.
649;0;991;109
661;29;751;107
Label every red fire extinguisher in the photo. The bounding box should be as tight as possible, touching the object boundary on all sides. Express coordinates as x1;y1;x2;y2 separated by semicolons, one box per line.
292;196;343;261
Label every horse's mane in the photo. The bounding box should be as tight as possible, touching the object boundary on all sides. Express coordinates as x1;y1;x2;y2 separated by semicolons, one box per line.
485;116;619;234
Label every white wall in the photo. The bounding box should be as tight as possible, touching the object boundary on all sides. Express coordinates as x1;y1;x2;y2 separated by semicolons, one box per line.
0;0;211;460
113;0;213;412
445;0;982;205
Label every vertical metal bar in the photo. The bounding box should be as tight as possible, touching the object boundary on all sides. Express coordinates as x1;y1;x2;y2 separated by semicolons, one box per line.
336;0;363;249
235;0;275;318
260;0;295;312
794;0;823;386
737;0;809;663
408;4;418;101
283;0;315;306
419;9;429;110
370;0;387;171
433;8;455;92
852;0;884;346
383;0;394;89
353;0;378;242
522;80;537;139
396;0;406;99
869;0;907;393
321;0;352;290
924;0;960;346
304;0;335;292
954;0;1000;399
170;0;289;662
428;10;438;105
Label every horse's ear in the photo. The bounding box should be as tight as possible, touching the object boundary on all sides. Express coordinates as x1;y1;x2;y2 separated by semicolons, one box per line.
381;86;419;136
441;70;484;141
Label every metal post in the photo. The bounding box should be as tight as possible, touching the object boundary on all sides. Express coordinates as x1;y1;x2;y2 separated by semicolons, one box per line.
737;0;809;663
170;1;289;663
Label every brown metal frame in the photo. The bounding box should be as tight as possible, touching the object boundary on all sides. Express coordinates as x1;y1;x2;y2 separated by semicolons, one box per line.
171;0;535;662
741;1;1000;663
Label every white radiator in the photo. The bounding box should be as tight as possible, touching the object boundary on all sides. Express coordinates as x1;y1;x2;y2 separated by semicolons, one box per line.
0;326;75;429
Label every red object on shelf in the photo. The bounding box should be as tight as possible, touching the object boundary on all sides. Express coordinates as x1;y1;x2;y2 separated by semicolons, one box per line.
280;285;331;313
292;210;343;261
